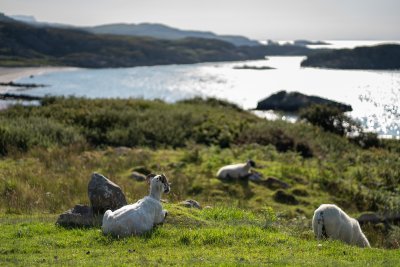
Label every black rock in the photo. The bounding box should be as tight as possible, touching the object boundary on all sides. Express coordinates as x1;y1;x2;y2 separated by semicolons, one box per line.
255;90;352;112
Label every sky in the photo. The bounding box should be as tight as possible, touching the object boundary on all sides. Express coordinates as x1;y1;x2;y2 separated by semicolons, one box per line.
1;0;400;40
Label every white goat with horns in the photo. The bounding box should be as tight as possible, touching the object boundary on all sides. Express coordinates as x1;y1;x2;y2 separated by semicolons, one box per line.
102;173;170;237
312;204;370;248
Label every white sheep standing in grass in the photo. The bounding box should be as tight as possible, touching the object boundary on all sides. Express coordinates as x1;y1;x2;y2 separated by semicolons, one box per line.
312;204;370;248
216;159;256;179
102;174;170;237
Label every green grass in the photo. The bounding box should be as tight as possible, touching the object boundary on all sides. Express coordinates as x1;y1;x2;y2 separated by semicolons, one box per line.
0;205;399;266
0;97;399;264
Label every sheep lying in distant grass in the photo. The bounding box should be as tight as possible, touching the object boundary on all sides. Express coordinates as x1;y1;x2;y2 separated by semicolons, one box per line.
102;174;170;237
216;160;256;179
312;204;370;248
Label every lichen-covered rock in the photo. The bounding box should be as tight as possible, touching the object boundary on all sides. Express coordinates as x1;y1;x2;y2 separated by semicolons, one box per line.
56;204;101;227
88;173;127;214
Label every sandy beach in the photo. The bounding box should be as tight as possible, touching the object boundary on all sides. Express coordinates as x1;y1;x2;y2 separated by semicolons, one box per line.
0;67;77;93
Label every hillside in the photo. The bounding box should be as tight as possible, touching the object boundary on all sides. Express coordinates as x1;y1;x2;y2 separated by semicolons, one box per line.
85;23;261;47
0;20;268;68
8;14;260;47
0;97;399;220
0;97;399;265
0;14;315;68
301;44;400;69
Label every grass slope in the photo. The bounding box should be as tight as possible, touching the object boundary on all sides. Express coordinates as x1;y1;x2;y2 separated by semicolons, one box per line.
0;97;399;261
1;205;399;266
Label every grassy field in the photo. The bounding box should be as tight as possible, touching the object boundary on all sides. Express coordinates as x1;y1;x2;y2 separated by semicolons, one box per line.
1;205;399;266
0;97;399;265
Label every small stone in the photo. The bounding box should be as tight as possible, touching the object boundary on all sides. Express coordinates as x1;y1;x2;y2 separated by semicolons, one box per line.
130;171;146;182
179;199;202;209
56;204;99;228
132;166;152;176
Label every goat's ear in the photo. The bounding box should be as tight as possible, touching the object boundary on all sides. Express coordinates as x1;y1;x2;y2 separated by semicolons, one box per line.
146;173;156;185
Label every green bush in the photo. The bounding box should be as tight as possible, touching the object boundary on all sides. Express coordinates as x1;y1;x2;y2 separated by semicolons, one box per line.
0;116;83;155
299;104;360;136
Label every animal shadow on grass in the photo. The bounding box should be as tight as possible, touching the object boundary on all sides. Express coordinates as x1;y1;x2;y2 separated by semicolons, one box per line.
219;176;255;200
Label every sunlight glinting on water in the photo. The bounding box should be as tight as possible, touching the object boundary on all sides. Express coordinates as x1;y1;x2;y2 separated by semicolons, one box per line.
18;56;400;137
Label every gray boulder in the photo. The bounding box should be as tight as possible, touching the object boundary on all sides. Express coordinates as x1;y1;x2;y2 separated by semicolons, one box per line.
88;173;127;214
56;204;101;227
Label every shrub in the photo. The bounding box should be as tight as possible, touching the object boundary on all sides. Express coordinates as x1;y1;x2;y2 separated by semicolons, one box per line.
299;104;360;136
0;116;83;156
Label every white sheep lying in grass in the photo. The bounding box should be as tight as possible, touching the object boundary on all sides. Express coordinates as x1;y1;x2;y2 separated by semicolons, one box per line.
216;160;256;179
102;174;170;237
312;204;370;248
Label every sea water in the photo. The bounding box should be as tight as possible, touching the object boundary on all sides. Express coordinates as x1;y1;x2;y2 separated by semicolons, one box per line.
15;42;400;138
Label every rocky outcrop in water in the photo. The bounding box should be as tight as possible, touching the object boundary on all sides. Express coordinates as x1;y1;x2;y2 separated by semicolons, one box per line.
255;90;352;112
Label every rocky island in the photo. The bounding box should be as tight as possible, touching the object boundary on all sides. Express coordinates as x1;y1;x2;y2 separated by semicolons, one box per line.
255;90;352;112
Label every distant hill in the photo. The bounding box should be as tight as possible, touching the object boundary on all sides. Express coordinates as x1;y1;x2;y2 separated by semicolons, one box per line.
9;14;260;47
0;13;313;68
84;23;261;47
301;44;400;69
8;14;78;30
0;20;271;68
10;15;37;24
0;13;16;23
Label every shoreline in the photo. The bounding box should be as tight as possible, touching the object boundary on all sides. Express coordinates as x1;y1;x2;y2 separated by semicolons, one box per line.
0;66;77;93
